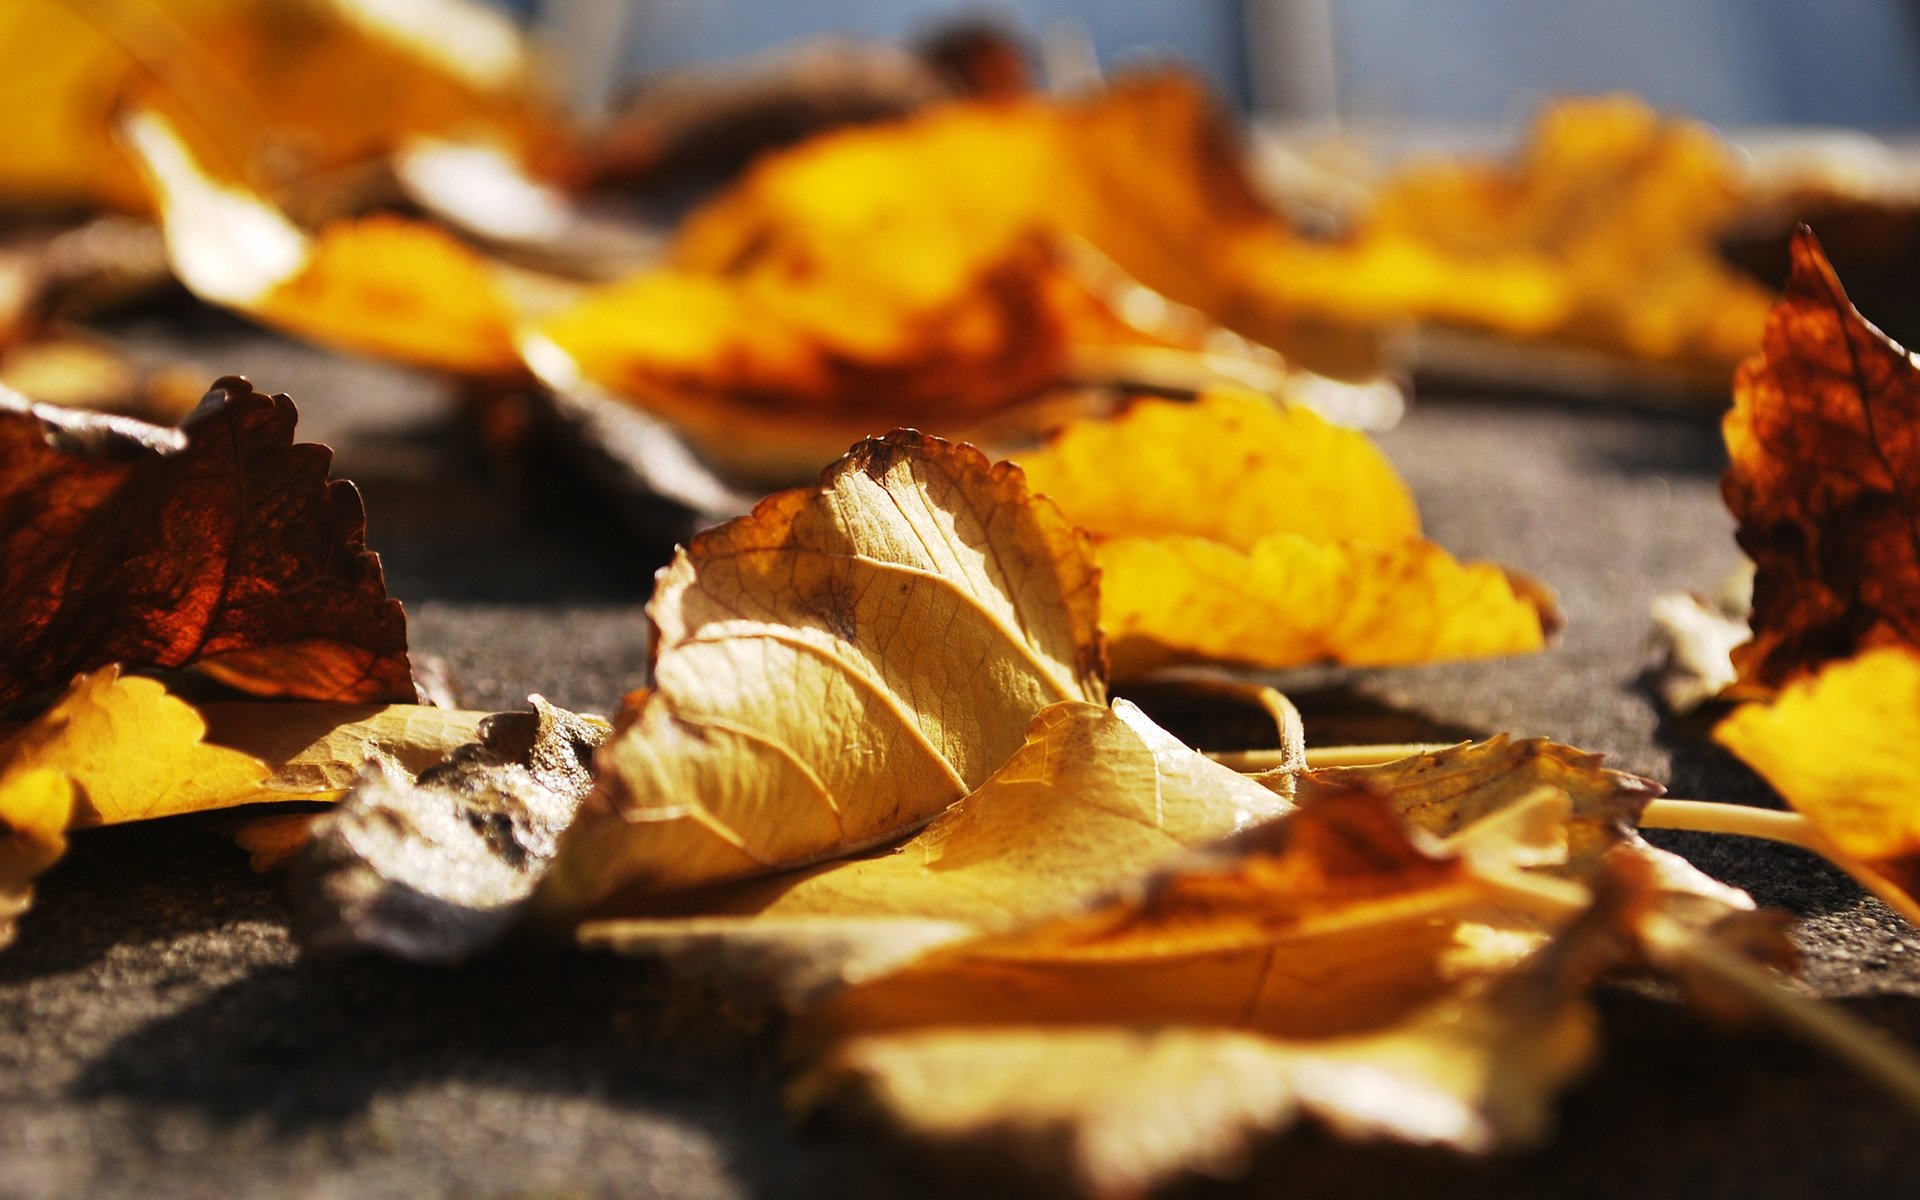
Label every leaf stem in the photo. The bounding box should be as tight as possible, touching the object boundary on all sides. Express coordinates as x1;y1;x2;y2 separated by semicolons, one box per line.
1639;798;1825;850
1209;742;1451;772
1643;798;1920;926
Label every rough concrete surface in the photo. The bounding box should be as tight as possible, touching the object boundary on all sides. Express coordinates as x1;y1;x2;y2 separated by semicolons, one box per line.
5;314;1920;1198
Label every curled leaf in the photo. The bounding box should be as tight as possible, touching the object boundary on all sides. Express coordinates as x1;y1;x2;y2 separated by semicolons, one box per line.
1723;228;1920;692
540;431;1104;912
1014;393;1558;676
291;697;609;961
0;378;411;704
577;699;1289;999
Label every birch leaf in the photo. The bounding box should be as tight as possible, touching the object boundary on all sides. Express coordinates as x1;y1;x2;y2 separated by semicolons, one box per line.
538;430;1105;912
1014;393;1559;676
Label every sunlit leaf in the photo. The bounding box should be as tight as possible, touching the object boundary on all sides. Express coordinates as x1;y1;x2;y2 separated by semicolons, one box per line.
1252;95;1776;377
791;789;1676;1197
1014;393;1558;676
575;699;1290;998
0;0;549;213
538;430;1106;912
1715;647;1920;925
1722;227;1920;693
0;378;412;704
123;112;545;375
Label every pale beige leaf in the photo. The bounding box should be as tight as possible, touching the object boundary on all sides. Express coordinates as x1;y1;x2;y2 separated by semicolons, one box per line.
576;699;1289;995
540;431;1104;912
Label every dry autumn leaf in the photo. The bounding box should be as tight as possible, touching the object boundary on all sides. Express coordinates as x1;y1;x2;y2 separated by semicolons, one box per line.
1014;392;1559;676
291;697;608;960
526;74;1327;487
1722;226;1920;693
574;698;1293;998
0;377;412;705
538;430;1105;914
122;111;554;376
1252;95;1776;380
0;0;550;214
1714;647;1920;925
790;788;1691;1198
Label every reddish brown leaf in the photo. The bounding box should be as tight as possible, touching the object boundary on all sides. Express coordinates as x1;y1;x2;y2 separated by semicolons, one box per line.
0;376;411;705
1723;227;1920;691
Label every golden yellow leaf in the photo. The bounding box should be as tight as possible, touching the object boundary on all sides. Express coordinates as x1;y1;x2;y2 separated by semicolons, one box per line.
1015;389;1417;547
2;666;274;826
527;74;1343;484
1714;647;1920;923
0;765;72;948
1013;394;1558;676
0;0;548;213
576;699;1291;995
1253;95;1776;376
526;236;1114;481
538;431;1105;913
122;111;539;375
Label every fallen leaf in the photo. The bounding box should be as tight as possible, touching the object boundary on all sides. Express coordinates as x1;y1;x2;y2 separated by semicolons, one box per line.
122;111;549;376
1722;227;1920;692
1013;393;1559;675
1714;647;1920;924
575;699;1291;999
0;0;550;213
0;377;412;705
527;73;1333;487
790;787;1663;1197
1252;95;1776;379
1649;587;1749;715
0;764;71;949
525;235;1116;481
3;666;273;826
290;696;608;961
538;430;1105;913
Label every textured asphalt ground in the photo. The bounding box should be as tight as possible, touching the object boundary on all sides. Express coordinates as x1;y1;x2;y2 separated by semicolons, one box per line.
4;311;1919;1199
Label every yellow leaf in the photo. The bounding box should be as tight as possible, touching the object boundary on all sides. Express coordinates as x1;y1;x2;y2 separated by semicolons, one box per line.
576;699;1290;995
0;0;547;213
1715;647;1920;920
1015;389;1417;547
122;111;538;375
1;666;274;826
0;765;72;948
538;431;1105;912
1012;394;1557;676
1254;95;1776;376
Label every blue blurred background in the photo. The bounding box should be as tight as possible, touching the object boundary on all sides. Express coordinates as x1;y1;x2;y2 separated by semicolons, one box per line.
504;0;1920;130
